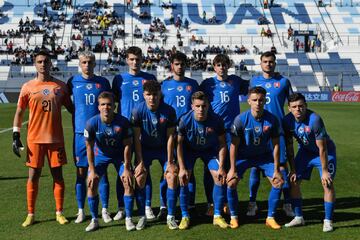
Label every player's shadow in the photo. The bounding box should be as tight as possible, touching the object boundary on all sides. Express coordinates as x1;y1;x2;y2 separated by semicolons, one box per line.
0;176;29;181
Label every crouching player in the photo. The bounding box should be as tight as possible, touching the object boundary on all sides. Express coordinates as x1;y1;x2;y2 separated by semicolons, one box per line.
226;86;283;229
177;91;228;229
131;80;178;229
84;92;147;232
283;93;336;232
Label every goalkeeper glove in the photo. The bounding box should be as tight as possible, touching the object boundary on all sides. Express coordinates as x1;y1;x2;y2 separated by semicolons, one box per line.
12;131;24;158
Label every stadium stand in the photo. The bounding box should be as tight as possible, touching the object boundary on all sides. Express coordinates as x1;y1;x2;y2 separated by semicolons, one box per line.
0;0;360;99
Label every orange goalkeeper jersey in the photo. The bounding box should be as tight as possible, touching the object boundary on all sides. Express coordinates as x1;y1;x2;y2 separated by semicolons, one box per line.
18;78;71;143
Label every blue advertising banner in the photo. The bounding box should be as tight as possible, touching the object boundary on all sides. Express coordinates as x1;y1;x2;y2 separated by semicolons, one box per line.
301;92;331;102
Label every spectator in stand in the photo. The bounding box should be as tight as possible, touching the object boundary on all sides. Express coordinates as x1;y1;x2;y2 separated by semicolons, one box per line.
333;84;340;92
270;45;277;54
240;45;247;54
316;38;322;52
7;41;14;54
107;38;113;52
253;45;260;55
238;59;248;72
295;38;300;52
288;25;294;40
266;27;272;38
264;0;269;9
202;11;206;23
184;18;189;30
257;15;268;25
261;27;266;37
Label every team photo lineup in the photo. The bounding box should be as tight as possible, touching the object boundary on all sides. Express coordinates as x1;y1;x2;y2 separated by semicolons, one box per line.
11;45;338;235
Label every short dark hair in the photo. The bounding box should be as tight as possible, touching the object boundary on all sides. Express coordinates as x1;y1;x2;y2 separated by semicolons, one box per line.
288;93;306;104
126;46;142;58
213;54;231;67
34;49;51;60
98;91;114;103
260;51;276;61
170;51;187;64
248;86;267;96
191;91;208;103
143;80;161;94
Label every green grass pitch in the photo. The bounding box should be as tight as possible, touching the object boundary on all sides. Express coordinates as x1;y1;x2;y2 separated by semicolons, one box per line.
0;103;359;240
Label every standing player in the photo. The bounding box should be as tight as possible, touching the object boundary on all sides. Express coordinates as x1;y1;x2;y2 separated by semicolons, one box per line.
67;51;122;224
177;91;228;230
161;51;199;217
200;54;248;215
112;46;157;120
84;92;147;232
131;81;178;229
226;86;283;229
247;51;294;217
282;93;336;232
12;50;72;227
112;46;157;219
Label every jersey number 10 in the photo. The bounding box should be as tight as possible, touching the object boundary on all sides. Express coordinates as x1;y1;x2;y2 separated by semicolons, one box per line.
85;93;96;105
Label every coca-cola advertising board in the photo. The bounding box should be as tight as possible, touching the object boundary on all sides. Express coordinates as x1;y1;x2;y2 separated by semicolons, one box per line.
331;91;360;102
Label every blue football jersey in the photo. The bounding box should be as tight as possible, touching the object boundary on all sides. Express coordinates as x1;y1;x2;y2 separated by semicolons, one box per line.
250;74;293;120
112;71;157;120
67;74;111;133
177;110;225;152
282;109;335;154
85;114;132;164
200;75;249;130
131;101;177;148
161;77;199;120
231;110;280;158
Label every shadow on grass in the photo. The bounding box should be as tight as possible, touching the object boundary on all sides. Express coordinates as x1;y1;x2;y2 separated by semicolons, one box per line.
140;197;360;229
0;176;29;181
0;175;49;181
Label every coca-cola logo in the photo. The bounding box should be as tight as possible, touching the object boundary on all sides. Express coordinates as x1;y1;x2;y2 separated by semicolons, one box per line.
332;91;360;102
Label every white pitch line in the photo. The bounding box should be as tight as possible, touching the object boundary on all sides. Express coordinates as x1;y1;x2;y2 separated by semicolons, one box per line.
0;120;29;134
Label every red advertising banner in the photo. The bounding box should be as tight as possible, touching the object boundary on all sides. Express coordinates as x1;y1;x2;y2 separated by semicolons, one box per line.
331;91;360;102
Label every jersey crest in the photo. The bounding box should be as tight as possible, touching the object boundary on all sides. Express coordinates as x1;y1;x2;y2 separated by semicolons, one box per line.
43;89;50;95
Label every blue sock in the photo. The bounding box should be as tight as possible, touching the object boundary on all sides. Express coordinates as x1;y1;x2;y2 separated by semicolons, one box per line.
227;187;238;217
145;172;152;207
160;177;168;208
213;184;225;216
99;174;109;209
292;198;303;216
75;176;86;209
116;175;124;208
135;188;146;216
268;187;281;217
280;169;291;203
180;185;189;217
88;195;99;219
188;174;196;207
124;195;134;218
167;188;177;216
324;201;335;220
204;167;214;204
249;168;260;202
